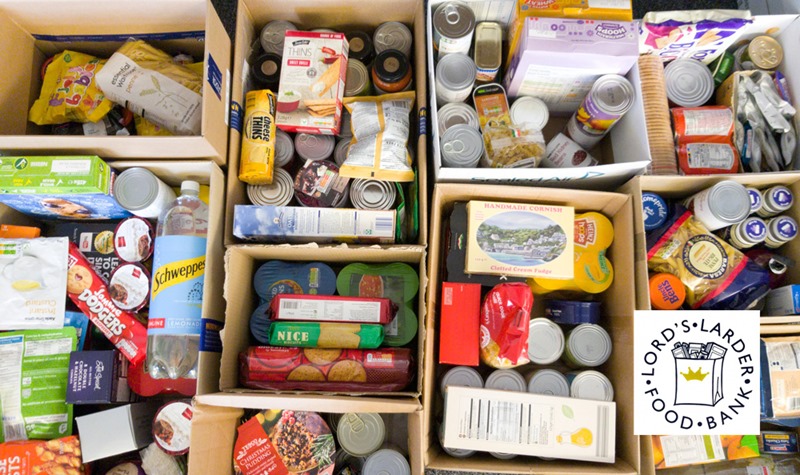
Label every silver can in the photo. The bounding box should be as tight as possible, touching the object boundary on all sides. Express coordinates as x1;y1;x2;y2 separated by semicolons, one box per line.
440;124;483;168
373;22;413;58
437;102;480;135
527;318;565;365
683;181;751;231
334;138;351;166
510;96;549;130
563;324;612;368
260;20;297;56
433;1;475;58
295;133;335;162
567;370;615;401
363;449;410;475
440;366;483;395
526;369;570;397
664;58;715;108
350;179;396;211
246;167;294;207
435;53;476;105
113;167;177;219
438;423;474;458
565;74;635;150
485;369;526;392
274;129;294;169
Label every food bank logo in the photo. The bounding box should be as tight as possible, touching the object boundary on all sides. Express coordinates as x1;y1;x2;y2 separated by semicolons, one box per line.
634;311;760;435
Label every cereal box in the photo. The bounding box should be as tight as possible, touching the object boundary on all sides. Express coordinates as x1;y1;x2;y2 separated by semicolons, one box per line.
466;200;574;279
276;31;349;135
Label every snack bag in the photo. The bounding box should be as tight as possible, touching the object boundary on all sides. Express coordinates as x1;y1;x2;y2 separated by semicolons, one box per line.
134;115;173;136
0;436;86;474
29;50;114;125
482;124;546;168
479;283;533;369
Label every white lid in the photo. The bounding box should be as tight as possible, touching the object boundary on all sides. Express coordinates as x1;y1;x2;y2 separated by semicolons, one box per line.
181;180;200;194
528;318;565;365
510;96;549;130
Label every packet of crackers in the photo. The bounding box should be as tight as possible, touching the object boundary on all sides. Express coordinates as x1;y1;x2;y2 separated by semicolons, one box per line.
240;347;413;392
0;436;86;475
66;242;147;365
640;10;753;64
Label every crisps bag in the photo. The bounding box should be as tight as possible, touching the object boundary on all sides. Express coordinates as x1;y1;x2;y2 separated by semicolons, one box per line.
29;50;114;125
480;283;533;368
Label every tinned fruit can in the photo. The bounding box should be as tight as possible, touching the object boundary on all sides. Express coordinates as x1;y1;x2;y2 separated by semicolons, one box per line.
433;1;475;58
565;74;634;150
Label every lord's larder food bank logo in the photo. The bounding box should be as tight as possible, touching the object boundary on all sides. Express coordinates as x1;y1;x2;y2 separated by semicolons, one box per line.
634;311;760;435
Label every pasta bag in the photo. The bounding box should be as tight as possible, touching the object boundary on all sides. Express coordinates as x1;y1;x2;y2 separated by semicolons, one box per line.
482;124;546;168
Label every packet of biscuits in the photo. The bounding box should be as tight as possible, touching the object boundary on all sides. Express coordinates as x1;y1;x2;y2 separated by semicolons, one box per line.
66;242;148;365
0;436;86;475
268;322;384;349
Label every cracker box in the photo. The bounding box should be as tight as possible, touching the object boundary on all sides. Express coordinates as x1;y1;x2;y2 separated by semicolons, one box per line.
276;31;349;135
465;200;574;279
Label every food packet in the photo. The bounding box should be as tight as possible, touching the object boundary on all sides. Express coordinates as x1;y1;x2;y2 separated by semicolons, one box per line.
341;92;416;182
268;322;384;349
481;124;546;168
647;203;770;310
0;436;86;474
134;115;173;136
29;50;114;125
480;283;533;369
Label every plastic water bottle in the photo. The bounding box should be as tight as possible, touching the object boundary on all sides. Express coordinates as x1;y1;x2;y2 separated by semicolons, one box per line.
147;180;208;379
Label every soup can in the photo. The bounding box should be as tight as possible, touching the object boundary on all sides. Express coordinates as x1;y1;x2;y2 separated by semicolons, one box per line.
440;366;484;395
295;133;335;162
273;129;295;169
563;324;612;368
350;179;396;211
718;216;767;250
440;124;483;168
260;20;297;56
438;102;480;135
435;53;476;105
363;449;410;475
433;1;475;58
247;168;294;207
747;187;764;216
758;185;794;218
337;413;386;457
345;59;372;97
510;96;549;130
565;74;635;150
113;167;177;219
526;369;570;397
527;318;565;365
485;369;526;392
664;58;715;108
347;30;375;65
334;138;351;166
765;216;798;249
741;36;783;70
567;370;614;402
683;181;751;231
438;423;474;458
251;52;281;90
374;22;413;58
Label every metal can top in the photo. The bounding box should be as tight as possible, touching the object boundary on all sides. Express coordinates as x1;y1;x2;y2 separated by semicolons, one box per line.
705;181;752;225
527;369;570;397
260;20;297;55
664;59;715;108
274;129;295;169
440;366;484;395
373;22;413;57
510;96;549;130
440;124;483;168
295;133;335;162
350;179;396;211
363;449;410;475
114;217;154;263
113;167;168;212
544;300;601;325
438;423;475;458
642;192;669;231
746;36;783;70
589;75;635;116
527;318;565;365
565;324;612;367
152;401;193;456
437;102;480;135
109;263;150;312
485;369;526;392
337;413;386;457
569;370;614;402
747;187;764;215
434;1;476;40
768;216;798;241
345;59;371;97
436;53;477;92
247;168;294;207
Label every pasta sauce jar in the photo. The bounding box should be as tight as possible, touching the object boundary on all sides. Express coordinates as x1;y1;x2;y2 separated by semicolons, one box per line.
372;50;412;94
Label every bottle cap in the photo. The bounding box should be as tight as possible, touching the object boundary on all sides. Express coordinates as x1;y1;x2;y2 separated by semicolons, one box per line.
649;273;686;310
181;180;200;194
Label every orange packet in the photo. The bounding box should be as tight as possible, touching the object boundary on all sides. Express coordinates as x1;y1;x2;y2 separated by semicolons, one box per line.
0;224;41;238
0;436;87;474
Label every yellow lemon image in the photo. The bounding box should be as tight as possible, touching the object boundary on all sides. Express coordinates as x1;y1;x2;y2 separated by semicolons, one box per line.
12;280;41;291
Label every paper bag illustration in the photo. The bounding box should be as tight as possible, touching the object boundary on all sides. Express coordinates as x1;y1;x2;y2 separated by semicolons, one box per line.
673;342;726;406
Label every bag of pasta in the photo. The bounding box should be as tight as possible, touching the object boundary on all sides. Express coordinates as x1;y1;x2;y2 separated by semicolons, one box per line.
647;203;769;310
482;124;546;168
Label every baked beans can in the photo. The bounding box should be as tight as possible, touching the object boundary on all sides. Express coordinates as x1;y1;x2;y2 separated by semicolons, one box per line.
295;133;335;162
345;59;372;97
562;324;612;368
440;366;483;395
758;185;794;218
260;20;297;56
683;181;751;231
663;58;715;108
349;179;396;210
334;138;351;166
435;53;476;105
747;187;764;216
109;263;150;312
677;142;740;175
510;96;549;130
247;167;294;206
373;22;413;58
239;89;278;185
372;50;413;94
433;1;475;58
347;31;375;65
741;36;783;71
565;74;634;150
527;318;564;365
273;129;294;169
718;216;768;250
152;401;193;455
437;102;479;135
250;52;281;90
473;22;501;82
525;369;570;397
440;124;483;168
363;449;410;475
114;217;154;264
543;133;598;168
438;423;475;458
567;370;614;402
337;413;386;457
765;216;798;249
113;167;177;219
672;106;734;144
484;369;526;392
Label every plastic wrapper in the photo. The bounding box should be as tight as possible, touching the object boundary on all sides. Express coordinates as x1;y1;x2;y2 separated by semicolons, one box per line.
268;322;385;349
134;115;173;136
240;347;413;392
481;125;545;168
479;283;533;369
0;436;86;474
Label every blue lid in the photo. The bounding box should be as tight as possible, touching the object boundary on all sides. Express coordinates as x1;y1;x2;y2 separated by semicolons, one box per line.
771;187;794;208
250;302;272;345
253;260;337;301
743;217;767;241
544;300;601;325
642;192;668;231
748;188;762;213
775;217;798;240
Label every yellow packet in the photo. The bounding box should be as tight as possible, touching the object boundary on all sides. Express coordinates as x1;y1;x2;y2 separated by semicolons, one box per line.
239;90;277;185
29;50;114;125
133;115;173;136
185;62;204;76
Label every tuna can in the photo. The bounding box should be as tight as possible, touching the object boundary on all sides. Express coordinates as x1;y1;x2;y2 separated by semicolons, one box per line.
372;50;413;94
440;366;484;395
544;300;601;325
373;22;413;58
567;370;614;402
349;179;396;210
526;369;570;397
251;52;282;90
345;59;372;97
363;449;410;475
347;31;375;65
274;129;295;169
765;216;798;249
113;167;177;219
510;96;549;130
747;187;764;216
565;74;635;150
741;36;783;71
642;192;669;232
473;22;502;82
683;181;751;231
337;413;386;457
260;20;297;56
437;102;480;135
435;53;476;105
528;318;565;365
718;216;767;250
247;168;294;206
440;124;483;168
152;401;193;455
543;133;598;168
433;1;475;58
485;369;526;392
563;324;612;368
334;138;351;166
664;58;715;108
109;263;150;312
438;423;475;458
114;217;154;263
295;133;335;162
293;160;350;208
758;185;794;218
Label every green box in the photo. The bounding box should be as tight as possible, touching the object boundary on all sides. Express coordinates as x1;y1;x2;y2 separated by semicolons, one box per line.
0;156;111;194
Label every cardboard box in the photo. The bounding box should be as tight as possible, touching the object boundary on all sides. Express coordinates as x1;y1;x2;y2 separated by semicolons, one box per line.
224;0;429;246
67;350;133;404
438;282;481;366
0;0;230;164
424;183;639;474
76;401;160;463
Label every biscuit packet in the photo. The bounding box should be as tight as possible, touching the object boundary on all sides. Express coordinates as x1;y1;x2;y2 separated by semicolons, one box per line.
0;436;86;474
268;322;384;349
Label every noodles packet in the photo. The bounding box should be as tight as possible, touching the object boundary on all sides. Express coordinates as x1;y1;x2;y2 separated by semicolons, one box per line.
481;124;546;168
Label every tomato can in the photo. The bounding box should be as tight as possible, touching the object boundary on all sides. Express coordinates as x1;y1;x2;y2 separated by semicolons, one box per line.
485;369;526;392
260;20;297;56
677;142;740;175
435;53;476;105
567;370;614;401
440;124;483;168
437;102;480;135
152;401;193;455
433;1;475;58
525;369;570;397
373;22;413;58
247;167;294;206
527;318;564;365
664;58;715;108
683;181;751;231
440;366;484;395
565;74;634;150
337;413;386;457
563;324;612;368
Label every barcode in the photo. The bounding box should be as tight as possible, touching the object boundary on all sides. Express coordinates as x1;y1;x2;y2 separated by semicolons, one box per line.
787;396;800;411
375;217;393;232
281;301;300;310
3;421;26;442
596;405;610;459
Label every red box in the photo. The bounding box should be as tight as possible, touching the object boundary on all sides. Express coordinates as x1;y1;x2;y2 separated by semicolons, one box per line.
439;282;481;366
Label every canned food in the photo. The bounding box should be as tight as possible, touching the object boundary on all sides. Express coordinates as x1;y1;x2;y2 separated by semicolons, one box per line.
664;58;715;108
113;167;177;219
435;53;476;105
683;181;751;231
672;106;734;144
433;1;475;58
510;96;549;130
527;318;565;365
747;187;764;216
363;449;410;475
295;133;335;162
372;50;413;94
741;36;783;70
567;370;614;402
544;300;601;325
473;22;502;82
334;138;351;166
260;20;297;56
485;369;526;392
440;366;484;395
438;423;475;458
565;74;635;150
563;324;612;368
708;51;734;87
677;142;740;175
440;124;483;168
765;216;798;249
337;413;386;457
437;102;480;135
757;185;794;218
649;273;686;311
347;31;375;65
373;22;413;58
350;179;396;210
334;451;367;475
108;263;150;312
490;452;517;460
247;168;295;206
543;133;598;168
114;217;154;263
642;192;669;232
274;129;294;169
293;160;350;208
251;52;281;90
718;216;767;250
152;401;193;455
338;110;353;139
526;369;570;397
345;59;372;97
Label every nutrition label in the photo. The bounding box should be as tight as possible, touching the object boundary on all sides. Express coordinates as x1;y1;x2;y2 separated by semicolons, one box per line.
660;435;725;467
681;109;734;137
519;66;603;113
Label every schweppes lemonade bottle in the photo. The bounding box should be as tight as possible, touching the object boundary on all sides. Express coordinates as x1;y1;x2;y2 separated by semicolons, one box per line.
147;180;208;380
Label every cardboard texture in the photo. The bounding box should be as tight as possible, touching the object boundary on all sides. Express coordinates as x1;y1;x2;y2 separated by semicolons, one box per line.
424;183;639;474
0;0;230;164
225;0;429;247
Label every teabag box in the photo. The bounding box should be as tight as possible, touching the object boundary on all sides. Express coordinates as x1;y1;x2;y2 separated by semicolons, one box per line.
504;17;639;114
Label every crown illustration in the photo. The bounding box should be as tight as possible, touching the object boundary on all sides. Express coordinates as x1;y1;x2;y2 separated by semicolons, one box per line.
680;367;708;382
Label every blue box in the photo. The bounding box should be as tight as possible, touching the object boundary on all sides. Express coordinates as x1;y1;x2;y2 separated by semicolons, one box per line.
66;350;133;404
765;285;800;316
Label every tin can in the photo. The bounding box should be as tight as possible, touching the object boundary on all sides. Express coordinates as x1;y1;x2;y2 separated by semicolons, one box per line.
113;167;177;219
438;423;474;458
373;22;413;58
247;168;295;206
251;52;281;90
757;185;794;218
490;452;517;460
372;50;413;94
708;51;734;87
347;31;375;65
152;401;193;455
747;187;764;216
260;20;297;56
363;449;410;475
642;192;669;232
510;96;549;130
350;179;396;211
274;129;294;169
334;451;367;475
544;300;601;325
485;369;526;392
337;413;386;457
440;124;483;168
683;181;751;231
433;1;475;58
435;53;476;105
718;216;767;250
440;366;484;395
543;133;598;168
338;110;353;139
437;102;480;135
295;133;335;162
527;318;564;365
664;58;715;108
525;369;570;397
765;216;798;249
334;138;351;166
109;263;150;312
114;217;154;263
741;36;783;70
677;142;740;175
567;370;614;402
240;89;278;185
345;59;372;97
473;22;502;82
565;74;635;150
563;324;612;368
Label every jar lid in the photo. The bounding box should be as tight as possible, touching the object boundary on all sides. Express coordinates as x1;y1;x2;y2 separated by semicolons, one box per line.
770;216;798;240
338;413;386;457
527;318;565;364
114;217;154;263
768;186;794;209
152;401;193;455
347;31;374;63
642;192;669;231
363;449;410;475
374;49;410;85
113;168;161;211
545;300;601;325
566;324;612;367
436;53;476;91
485;369;526;392
527;369;570;396
510;96;549;130
741;216;768;242
440;366;484;395
569;370;614;401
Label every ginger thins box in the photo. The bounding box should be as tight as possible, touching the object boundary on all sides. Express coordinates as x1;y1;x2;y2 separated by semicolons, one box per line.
466;200;574;279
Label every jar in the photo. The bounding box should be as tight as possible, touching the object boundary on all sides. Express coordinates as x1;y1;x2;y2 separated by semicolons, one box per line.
372;49;412;94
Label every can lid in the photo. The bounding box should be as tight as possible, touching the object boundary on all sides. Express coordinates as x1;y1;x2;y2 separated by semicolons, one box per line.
109;263;150;312
247;168;294;206
528;318;565;364
741;216;768;242
113;167;162;211
374;49;410;84
295;133;335;161
260;20;296;54
350;179;395;211
544;300;601;325
334;138;351;166
649;273;686;311
337;413;386;457
747;188;763;214
152;401;193;455
438;102;480;135
440;124;483;167
748;36;783;69
436;53;476;91
441;366;484;395
485;369;526;392
434;2;476;39
770;216;798;240
363;449;410;475
768;186;794;209
274;129;294;168
642;192;668;231
567;324;612;367
569;370;614;401
345;59;370;97
664;59;715;107
590;75;635;115
374;22;413;56
114;217;154;263
708;181;751;224
527;369;570;396
510;96;549;130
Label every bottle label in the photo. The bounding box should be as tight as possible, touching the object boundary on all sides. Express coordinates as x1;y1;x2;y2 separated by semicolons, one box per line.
148;235;206;336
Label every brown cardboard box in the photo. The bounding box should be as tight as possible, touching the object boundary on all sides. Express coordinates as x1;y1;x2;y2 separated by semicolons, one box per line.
0;0;231;164
225;0;429;246
424;183;639;474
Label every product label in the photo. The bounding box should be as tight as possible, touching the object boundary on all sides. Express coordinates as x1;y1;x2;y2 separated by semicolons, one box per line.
681;109;733;137
683;235;728;279
519;66;602;113
277;298;383;323
660;435;725;467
